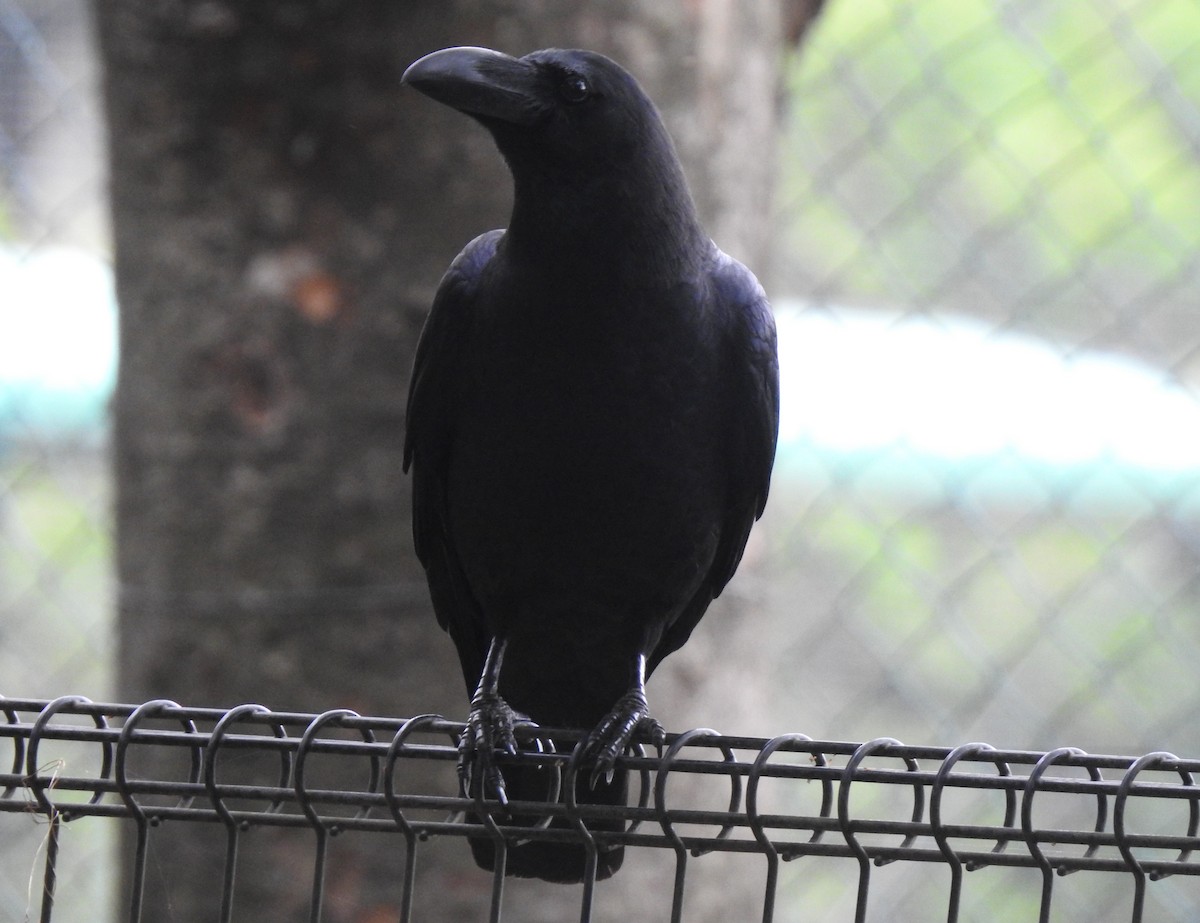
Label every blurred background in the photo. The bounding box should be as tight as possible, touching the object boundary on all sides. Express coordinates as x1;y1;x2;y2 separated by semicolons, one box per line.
3;0;1199;920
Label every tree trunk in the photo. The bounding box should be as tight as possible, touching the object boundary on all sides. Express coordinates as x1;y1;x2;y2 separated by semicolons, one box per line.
99;1;807;920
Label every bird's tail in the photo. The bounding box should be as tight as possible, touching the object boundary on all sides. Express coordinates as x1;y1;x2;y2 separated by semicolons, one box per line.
467;750;627;883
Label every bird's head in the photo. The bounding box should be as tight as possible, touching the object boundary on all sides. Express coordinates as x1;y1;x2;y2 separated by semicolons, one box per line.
404;46;707;270
403;45;684;193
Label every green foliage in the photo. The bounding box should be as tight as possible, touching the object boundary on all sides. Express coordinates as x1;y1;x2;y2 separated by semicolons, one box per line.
1;451;112;700
782;0;1200;304
762;463;1199;755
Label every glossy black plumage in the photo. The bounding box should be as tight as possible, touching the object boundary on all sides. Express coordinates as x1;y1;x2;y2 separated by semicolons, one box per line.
402;46;779;882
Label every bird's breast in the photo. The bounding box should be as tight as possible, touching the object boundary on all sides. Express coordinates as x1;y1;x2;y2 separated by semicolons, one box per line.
446;287;724;617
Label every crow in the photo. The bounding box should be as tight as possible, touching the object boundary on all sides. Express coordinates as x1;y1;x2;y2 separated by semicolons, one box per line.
402;46;779;882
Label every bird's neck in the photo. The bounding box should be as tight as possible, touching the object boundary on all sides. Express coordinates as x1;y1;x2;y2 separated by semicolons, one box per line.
505;164;710;283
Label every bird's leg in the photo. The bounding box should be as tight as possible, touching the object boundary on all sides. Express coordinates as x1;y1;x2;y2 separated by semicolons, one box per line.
582;654;666;788
460;636;534;806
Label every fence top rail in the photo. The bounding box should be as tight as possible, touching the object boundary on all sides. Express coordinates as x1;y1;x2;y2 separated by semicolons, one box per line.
4;694;1200;878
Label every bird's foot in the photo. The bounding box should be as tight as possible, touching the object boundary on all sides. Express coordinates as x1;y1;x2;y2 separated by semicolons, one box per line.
459;692;535;807
582;689;666;788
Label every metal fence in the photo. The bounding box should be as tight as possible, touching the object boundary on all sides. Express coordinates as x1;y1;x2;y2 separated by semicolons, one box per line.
6;697;1200;923
0;0;112;704
4;0;1200;920
760;0;1200;759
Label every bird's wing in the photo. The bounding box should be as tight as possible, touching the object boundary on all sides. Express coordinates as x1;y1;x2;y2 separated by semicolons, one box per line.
404;229;503;692
709;250;780;573
648;251;779;672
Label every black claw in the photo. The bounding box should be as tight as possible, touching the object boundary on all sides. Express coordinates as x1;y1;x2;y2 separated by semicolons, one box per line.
487;768;509;807
641;716;667;747
582;689;662;786
457;691;535;805
588;762;616;791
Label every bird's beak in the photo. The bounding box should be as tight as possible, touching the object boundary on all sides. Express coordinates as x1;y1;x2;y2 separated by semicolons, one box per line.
403;47;544;127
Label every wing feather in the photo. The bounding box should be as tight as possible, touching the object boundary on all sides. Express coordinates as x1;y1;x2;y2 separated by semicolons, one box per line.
404;230;503;691
648;251;779;672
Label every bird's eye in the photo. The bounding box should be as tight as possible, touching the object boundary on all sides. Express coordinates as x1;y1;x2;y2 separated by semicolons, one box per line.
559;73;591;104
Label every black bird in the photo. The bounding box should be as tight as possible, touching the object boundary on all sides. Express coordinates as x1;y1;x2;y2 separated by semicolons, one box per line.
402;46;779;882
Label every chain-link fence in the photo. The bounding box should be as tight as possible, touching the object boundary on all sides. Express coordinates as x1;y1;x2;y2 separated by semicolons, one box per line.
0;0;112;691
3;0;1200;920
765;0;1200;757
2;2;113;919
